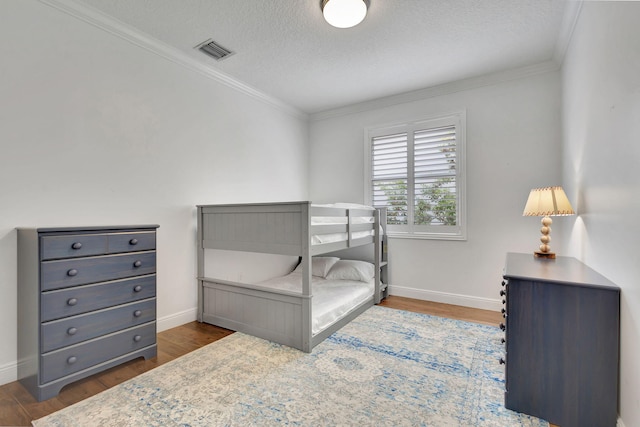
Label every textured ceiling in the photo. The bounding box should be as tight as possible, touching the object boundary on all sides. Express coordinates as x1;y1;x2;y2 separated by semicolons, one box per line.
75;0;571;114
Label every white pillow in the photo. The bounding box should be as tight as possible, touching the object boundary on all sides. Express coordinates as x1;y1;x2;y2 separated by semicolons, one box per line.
325;260;375;282
293;256;340;278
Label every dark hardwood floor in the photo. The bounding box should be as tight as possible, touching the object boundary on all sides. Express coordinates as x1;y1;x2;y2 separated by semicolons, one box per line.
1;297;504;426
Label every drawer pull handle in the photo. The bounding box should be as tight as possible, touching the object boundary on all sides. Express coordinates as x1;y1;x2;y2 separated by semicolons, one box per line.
67;327;78;335
499;323;506;331
133;335;142;342
499;358;506;365
133;260;142;268
67;269;78;277
129;238;139;245
67;298;78;306
67;356;77;364
133;285;143;292
71;242;83;250
133;310;142;317
499;289;506;296
501;338;506;344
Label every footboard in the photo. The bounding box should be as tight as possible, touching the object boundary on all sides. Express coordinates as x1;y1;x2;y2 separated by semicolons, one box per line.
200;279;310;351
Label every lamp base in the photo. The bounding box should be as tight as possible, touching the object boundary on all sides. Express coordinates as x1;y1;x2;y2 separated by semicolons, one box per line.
534;251;556;259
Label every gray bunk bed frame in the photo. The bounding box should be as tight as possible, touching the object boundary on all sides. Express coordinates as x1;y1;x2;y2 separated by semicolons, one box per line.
196;201;387;353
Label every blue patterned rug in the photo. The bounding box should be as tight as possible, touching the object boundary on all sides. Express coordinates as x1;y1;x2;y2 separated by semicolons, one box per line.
33;306;548;426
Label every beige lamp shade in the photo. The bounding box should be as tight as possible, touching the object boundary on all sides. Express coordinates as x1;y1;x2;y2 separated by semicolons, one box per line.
523;186;575;217
523;186;574;258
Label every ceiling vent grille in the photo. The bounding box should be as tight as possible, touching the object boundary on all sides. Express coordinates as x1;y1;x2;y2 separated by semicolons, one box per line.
196;39;234;61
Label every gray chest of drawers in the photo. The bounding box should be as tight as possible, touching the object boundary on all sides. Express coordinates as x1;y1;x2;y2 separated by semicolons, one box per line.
501;252;620;427
17;225;159;401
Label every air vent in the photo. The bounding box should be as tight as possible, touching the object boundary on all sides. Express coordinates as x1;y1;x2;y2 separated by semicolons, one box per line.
195;39;234;61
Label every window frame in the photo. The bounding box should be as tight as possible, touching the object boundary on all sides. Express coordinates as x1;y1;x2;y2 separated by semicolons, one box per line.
364;111;467;241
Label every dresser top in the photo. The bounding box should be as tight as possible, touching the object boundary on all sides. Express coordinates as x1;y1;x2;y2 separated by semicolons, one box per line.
504;252;619;291
18;225;159;233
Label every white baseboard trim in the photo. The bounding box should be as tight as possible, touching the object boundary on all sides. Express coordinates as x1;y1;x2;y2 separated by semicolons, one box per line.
0;308;199;387
0;361;17;387
388;285;502;312
157;307;198;332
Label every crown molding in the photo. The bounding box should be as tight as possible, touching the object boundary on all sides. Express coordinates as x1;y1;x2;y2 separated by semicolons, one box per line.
553;0;584;66
38;0;308;121
38;0;574;124
310;60;560;121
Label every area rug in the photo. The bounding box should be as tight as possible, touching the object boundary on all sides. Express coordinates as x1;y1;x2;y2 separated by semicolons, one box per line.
33;306;548;426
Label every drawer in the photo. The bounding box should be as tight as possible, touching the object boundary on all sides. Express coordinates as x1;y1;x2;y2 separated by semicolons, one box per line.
41;299;156;353
41;322;156;384
40;252;156;291
108;232;156;254
41;234;107;260
41;275;156;322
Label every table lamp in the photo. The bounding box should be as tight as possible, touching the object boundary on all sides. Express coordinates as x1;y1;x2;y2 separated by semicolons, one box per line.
522;186;575;259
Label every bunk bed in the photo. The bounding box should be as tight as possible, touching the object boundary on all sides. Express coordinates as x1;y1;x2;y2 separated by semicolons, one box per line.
196;201;387;352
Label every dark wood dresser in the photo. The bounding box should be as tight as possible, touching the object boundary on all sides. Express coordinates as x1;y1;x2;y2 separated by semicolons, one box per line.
17;225;159;401
500;252;620;427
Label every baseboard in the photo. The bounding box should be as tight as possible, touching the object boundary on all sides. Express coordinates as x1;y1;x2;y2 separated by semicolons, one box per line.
388;285;502;312
157;307;198;332
0;360;17;386
618;417;626;427
0;308;199;387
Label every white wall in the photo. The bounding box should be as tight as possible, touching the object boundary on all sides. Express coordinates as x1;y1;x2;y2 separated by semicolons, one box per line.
309;71;563;310
561;2;640;426
0;0;309;384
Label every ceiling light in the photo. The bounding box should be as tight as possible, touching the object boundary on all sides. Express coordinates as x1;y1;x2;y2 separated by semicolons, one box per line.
322;0;368;29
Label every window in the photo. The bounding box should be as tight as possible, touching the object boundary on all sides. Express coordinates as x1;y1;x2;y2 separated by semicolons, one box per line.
365;112;466;240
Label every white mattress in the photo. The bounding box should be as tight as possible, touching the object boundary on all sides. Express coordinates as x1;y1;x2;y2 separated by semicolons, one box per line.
311;230;375;245
310;203;376;245
255;272;374;335
310;216;374;225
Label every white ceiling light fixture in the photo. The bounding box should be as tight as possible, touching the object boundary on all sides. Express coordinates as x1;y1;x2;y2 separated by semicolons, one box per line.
321;0;369;29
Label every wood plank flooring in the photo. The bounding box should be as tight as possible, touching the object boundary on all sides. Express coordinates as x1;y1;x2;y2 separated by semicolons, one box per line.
0;297;507;426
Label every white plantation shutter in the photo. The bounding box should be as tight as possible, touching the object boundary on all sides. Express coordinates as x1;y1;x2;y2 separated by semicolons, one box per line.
366;112;466;240
413;125;457;226
371;133;408;225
